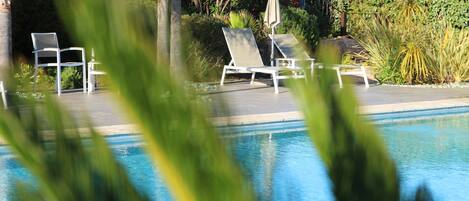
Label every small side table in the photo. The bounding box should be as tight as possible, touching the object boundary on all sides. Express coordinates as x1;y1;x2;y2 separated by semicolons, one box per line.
87;49;107;93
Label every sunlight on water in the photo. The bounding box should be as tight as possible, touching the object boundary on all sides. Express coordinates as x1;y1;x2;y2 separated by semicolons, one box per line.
2;113;469;201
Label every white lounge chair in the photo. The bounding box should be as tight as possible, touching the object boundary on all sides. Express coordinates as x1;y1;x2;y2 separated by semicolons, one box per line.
31;33;86;96
271;34;369;88
87;48;106;93
269;34;315;70
220;28;306;94
333;64;369;88
0;81;6;109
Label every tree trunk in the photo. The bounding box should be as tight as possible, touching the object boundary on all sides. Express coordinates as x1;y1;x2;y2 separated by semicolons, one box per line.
0;0;11;81
157;0;170;65
339;0;348;36
339;11;347;35
170;0;183;76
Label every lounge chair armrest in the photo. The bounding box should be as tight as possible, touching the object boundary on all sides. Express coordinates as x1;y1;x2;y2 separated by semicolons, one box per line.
32;48;60;53
275;58;315;62
334;64;362;68
60;47;85;52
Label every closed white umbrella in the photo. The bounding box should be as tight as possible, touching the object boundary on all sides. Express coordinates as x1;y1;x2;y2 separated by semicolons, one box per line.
264;0;281;66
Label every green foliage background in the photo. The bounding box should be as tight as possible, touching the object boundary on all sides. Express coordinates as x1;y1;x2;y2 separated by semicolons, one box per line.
349;0;469;84
277;7;320;50
182;14;230;81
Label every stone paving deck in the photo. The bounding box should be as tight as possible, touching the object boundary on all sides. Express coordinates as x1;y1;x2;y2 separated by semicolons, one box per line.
57;80;469;130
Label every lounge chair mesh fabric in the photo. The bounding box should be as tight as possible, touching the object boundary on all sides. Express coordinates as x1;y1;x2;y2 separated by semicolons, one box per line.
222;28;265;67
271;34;310;59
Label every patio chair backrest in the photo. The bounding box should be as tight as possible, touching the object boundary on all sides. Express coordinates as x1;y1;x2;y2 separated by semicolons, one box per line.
222;28;265;67
31;33;59;57
271;34;310;59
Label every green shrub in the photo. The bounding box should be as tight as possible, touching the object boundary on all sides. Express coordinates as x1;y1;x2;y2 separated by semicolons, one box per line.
61;68;83;89
230;0;268;16
427;0;469;28
276;7;320;50
228;10;256;29
349;0;468;31
182;14;230;81
13;63;54;100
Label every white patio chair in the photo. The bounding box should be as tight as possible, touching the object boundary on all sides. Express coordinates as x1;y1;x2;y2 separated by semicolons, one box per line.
87;48;106;93
271;34;369;88
31;33;86;96
0;81;7;109
220;28;306;94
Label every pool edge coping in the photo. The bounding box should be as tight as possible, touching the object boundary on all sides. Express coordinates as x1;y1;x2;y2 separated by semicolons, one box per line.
1;97;469;144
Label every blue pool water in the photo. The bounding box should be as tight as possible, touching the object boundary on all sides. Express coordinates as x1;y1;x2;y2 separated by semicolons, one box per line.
2;107;469;201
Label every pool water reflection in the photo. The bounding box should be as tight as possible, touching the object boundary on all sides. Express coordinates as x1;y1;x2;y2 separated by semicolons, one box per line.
1;112;469;201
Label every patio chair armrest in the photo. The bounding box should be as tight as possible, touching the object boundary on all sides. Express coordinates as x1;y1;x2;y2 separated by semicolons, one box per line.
32;48;60;54
60;47;85;52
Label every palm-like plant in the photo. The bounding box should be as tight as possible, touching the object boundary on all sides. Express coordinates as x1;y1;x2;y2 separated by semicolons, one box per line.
390;0;426;24
397;41;432;84
55;0;255;201
289;46;400;201
0;97;150;201
228;10;255;28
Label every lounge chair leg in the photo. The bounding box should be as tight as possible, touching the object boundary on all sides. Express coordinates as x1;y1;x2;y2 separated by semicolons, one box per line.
362;66;369;88
310;60;315;79
220;67;227;85
250;72;256;85
272;73;279;94
336;68;343;88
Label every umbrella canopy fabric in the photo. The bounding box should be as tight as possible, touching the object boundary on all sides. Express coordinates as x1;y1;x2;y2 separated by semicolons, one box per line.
264;0;281;28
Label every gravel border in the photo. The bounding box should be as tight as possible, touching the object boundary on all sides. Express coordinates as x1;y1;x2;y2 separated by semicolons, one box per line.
381;83;469;88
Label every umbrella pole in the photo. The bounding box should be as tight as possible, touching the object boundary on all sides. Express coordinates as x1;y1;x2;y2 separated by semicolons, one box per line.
270;27;275;66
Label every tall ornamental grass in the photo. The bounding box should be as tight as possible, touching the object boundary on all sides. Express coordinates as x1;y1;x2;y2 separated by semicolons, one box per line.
433;27;469;83
356;17;403;84
355;0;469;84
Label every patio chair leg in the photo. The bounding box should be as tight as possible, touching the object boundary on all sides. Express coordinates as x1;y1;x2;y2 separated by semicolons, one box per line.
82;63;86;93
362;66;369;88
33;66;39;92
336;68;343;88
220;67;227;85
250;72;256;85
272;73;279;94
87;63;93;94
1;82;7;109
57;66;61;96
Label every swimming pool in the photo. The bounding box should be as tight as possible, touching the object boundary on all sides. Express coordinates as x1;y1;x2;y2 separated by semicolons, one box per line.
1;107;469;201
